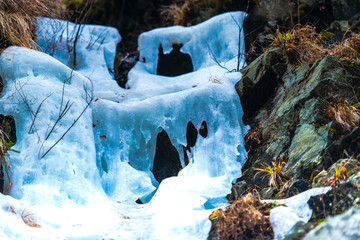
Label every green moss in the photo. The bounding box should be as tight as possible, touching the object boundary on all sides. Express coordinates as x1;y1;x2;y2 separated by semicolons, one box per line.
316;218;326;225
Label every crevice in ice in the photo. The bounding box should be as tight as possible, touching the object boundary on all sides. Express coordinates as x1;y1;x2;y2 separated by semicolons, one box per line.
156;43;193;76
152;130;182;183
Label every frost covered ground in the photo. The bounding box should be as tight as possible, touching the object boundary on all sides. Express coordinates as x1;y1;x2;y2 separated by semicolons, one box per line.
0;12;329;240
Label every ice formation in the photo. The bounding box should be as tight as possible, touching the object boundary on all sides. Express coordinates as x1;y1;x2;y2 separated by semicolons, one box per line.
0;12;249;239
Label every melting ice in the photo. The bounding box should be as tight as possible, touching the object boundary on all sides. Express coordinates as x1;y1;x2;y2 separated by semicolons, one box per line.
0;12;248;239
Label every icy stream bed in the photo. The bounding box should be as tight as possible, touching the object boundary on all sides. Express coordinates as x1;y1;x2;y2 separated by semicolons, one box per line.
0;12;328;240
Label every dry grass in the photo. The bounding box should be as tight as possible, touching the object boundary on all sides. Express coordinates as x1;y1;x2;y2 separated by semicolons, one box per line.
330;33;360;64
210;193;273;240
328;101;360;132
271;25;360;65
8;204;41;228
254;157;288;189
0;0;63;49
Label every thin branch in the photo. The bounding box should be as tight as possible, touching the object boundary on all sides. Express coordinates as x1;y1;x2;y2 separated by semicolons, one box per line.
41;97;93;159
29;93;53;134
206;42;231;72
45;80;73;141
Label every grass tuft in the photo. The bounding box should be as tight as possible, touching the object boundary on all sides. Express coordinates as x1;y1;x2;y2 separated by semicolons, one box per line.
325;159;350;186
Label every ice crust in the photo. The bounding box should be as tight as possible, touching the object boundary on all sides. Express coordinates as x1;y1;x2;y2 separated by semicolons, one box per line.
0;12;252;239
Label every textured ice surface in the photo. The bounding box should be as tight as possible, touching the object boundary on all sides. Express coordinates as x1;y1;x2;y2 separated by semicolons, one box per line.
0;12;247;239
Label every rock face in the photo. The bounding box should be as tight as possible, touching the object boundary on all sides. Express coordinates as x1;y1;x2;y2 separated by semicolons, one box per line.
330;0;360;20
304;205;360;240
216;40;360;238
232;52;360;199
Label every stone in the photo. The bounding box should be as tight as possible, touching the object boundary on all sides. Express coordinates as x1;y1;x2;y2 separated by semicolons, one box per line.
227;180;248;201
308;182;360;221
236;47;283;123
284;221;315;240
305;206;360;240
285;123;328;176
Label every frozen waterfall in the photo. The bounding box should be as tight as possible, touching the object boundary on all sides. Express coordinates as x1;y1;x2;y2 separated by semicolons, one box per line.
0;12;248;239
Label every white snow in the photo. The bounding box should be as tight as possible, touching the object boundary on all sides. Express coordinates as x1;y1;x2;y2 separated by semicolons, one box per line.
0;12;248;239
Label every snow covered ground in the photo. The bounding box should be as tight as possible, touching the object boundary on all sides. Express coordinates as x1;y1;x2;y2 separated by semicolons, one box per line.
0;12;328;240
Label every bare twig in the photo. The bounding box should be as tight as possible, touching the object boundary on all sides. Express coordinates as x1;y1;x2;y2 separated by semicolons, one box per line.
29;93;53;134
45;81;73;140
206;42;231;72
41;97;93;159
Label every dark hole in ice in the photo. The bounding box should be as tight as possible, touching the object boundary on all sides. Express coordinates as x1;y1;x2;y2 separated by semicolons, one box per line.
183;121;198;166
152;130;182;184
156;43;193;76
199;121;208;138
186;121;198;148
0;115;16;194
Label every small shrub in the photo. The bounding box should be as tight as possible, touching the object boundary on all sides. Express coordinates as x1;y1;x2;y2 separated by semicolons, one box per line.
271;25;326;64
210;193;273;240
254;157;288;189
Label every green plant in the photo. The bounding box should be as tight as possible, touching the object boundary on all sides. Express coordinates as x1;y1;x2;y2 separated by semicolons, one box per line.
254;158;287;189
